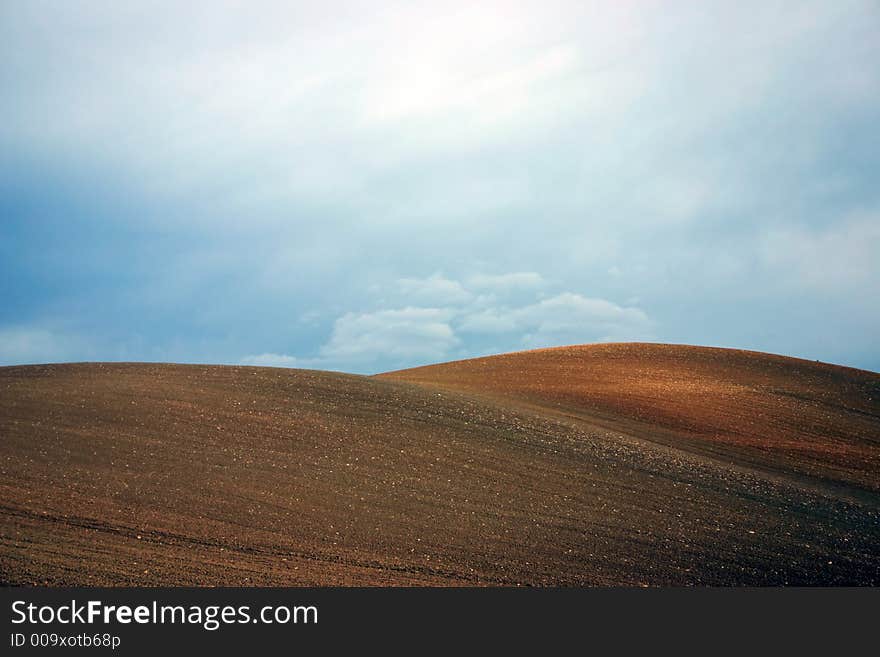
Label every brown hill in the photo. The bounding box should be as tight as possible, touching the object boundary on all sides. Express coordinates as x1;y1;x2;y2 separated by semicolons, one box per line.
380;343;880;494
1;345;878;586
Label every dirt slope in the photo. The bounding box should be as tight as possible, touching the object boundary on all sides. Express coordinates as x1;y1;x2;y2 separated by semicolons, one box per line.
380;343;880;494
1;347;879;586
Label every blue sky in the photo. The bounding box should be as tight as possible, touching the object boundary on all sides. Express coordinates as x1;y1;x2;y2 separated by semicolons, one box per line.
2;0;879;374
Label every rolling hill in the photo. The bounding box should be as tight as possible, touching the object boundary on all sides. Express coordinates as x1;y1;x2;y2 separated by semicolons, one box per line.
380;343;880;495
1;344;878;585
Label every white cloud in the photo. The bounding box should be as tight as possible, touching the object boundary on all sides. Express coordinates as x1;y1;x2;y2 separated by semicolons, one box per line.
282;275;654;370
363;38;579;131
0;1;638;211
457;291;652;345
240;272;654;371
512;292;653;347
318;307;459;365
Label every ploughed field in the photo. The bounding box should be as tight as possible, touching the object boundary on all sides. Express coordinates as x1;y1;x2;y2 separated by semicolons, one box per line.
1;344;878;585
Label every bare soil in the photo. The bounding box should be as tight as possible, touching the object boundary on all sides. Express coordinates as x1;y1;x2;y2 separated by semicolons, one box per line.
1;344;878;585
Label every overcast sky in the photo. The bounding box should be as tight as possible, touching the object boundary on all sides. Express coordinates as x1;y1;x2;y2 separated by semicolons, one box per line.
2;0;878;374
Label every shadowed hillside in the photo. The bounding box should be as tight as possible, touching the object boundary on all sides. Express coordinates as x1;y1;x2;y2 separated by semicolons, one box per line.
1;345;879;586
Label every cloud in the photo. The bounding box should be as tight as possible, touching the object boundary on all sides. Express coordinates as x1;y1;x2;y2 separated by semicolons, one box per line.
250;274;654;372
318;307;460;366
511;292;653;347
457;291;653;344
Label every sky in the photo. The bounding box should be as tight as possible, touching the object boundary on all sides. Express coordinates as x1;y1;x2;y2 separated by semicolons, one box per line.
1;0;879;374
